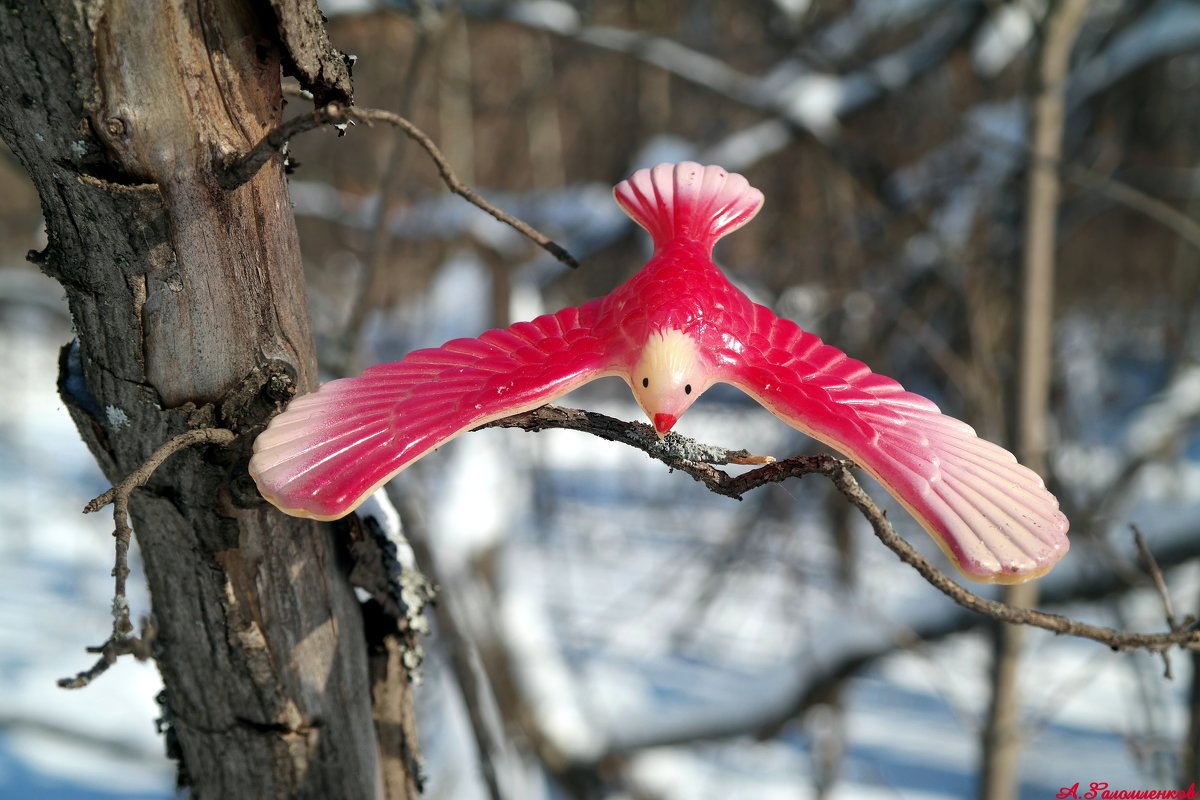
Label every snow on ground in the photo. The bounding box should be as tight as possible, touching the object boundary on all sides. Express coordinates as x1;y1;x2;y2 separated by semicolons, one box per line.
0;273;172;799
422;373;1193;797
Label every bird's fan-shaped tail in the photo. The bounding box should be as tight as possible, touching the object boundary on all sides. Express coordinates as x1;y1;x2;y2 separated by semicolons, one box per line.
250;302;616;520
614;162;765;252
721;305;1069;584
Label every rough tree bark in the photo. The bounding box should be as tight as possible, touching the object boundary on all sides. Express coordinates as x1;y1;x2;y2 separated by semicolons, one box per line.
0;1;419;797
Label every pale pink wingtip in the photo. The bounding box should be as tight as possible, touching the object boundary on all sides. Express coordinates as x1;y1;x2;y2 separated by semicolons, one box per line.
730;324;1070;584
883;419;1070;584
614;162;765;250
247;378;395;520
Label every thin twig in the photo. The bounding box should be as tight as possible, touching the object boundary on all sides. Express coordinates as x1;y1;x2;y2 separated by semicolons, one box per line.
83;427;237;513
57;618;157;690
1132;523;1181;632
488;405;1200;656
1132;522;1187;680
215;110;333;190
61;427;236;689
1064;164;1200;256
349;106;578;268
218;102;579;269
825;462;1199;653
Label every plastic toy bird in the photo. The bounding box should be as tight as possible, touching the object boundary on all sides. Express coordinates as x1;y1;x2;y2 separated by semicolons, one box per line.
250;162;1069;583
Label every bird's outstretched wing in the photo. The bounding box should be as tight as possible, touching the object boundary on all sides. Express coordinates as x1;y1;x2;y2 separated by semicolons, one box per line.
250;301;617;520
717;303;1069;584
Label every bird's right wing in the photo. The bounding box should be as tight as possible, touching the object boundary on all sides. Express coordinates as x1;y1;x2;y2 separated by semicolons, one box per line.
716;303;1069;584
250;300;617;520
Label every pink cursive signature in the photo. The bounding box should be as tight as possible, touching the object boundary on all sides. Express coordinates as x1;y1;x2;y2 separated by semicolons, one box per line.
1056;782;1198;799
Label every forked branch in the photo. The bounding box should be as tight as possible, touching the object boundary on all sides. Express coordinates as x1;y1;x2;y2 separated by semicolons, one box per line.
60;427;236;689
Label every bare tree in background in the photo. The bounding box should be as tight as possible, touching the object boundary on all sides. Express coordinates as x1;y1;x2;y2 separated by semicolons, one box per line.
981;2;1094;797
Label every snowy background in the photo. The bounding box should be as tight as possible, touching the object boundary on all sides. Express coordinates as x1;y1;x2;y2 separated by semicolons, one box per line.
4;0;1200;797
2;257;1197;798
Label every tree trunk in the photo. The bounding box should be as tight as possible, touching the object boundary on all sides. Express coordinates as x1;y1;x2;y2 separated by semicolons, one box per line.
979;2;1092;798
0;1;418;797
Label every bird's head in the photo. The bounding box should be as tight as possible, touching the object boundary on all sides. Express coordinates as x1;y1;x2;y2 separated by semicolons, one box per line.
629;329;707;437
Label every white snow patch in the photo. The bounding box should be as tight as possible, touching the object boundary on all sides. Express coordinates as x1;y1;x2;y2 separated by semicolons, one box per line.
1;282;170;797
429;431;527;574
505;0;582;35
501;588;604;760
972;3;1035;77
1126;366;1200;458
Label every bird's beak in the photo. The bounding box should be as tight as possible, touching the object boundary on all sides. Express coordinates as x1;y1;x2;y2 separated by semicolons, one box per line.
653;413;677;437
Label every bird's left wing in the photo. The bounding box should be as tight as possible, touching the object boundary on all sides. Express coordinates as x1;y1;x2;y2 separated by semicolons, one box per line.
250;301;617;520
716;304;1068;583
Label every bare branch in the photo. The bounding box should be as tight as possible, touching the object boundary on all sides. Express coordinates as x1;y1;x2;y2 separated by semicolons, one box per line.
489;405;1200;656
482;405;783;497
61;427;236;689
823;463;1198;653
1133;524;1182;634
217;102;579;269
1064;163;1200;257
1131;522;1193;683
214;109;331;190
57;617;157;690
83;427;237;513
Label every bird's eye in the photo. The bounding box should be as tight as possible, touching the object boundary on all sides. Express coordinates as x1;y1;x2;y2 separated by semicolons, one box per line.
642;377;649;388
684;384;692;395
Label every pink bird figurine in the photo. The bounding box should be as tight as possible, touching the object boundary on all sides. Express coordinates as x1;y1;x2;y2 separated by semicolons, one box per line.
250;162;1068;583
